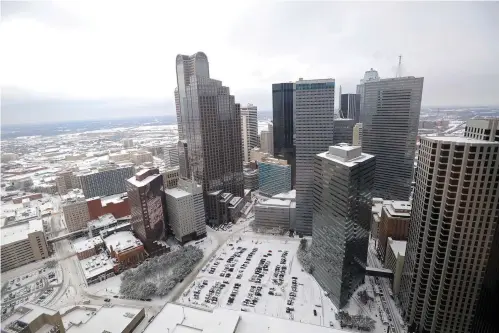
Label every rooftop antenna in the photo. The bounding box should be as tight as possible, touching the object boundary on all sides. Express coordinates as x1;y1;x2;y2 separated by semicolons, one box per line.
396;55;402;78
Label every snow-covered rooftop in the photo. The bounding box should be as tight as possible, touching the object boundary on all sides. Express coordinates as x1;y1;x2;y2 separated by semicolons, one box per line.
87;213;118;230
1;303;58;332
80;254;114;280
61;304;143;333
388;238;407;257
104;231;142;254
272;189;296;201
317;144;374;167
72;236;103;253
144;303;348;333
260;198;292;207
126;172;161;187
1;219;44;245
384;201;412;217
165;187;191;199
423;136;499;145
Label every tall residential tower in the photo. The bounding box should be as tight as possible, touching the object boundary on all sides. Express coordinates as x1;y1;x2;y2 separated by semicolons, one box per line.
400;137;499;333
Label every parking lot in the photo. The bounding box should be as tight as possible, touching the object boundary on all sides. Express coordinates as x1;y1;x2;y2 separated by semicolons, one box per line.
1;266;62;318
179;236;340;327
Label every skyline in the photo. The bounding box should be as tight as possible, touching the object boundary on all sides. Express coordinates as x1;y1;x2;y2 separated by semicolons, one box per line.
1;1;499;125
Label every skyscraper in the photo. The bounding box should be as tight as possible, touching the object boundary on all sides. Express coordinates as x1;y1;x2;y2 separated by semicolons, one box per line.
175;52;244;215
359;76;424;200
240;103;258;162
332;118;355;145
294;78;336;236
464;118;499;142
353;123;363;146
126;168;168;254
272;82;295;185
340;93;361;123
311;144;375;308
260;123;274;155
400;137;499;333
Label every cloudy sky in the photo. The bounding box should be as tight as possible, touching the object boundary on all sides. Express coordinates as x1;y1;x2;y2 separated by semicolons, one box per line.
1;1;498;125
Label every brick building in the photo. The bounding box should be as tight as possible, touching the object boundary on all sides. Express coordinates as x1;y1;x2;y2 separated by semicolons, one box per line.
86;193;131;220
104;231;146;271
376;201;412;261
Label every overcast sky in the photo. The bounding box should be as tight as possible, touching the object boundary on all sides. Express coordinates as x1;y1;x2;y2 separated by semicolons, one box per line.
1;1;498;125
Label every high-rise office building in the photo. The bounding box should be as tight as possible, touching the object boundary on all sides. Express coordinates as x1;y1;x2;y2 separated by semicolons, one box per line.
353;123;363;146
175;52;244;218
294;78;336;236
359;76;424;200
164;178;206;243
400;137;499;333
77;165;135;199
126;168;167;254
272;82;295;186
332;118;355;145
240;103;258;162
464;118;499;142
311;144;375;308
260;123;274;155
340;93;361;123
258;157;291;197
164;144;179;168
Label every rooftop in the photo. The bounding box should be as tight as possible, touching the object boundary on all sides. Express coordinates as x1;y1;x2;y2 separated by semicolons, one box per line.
144;303;348;333
1;303;58;333
87;213;118;230
423;136;499;145
104;231;142;254
126;172;161;188
388;238;407;257
80;253;114;280
165;187;191;199
272;189;296;200
61;304;143;333
72;236;103;253
318;144;374;167
258;198;292;207
384;201;412;218
1;219;44;246
91;192;128;207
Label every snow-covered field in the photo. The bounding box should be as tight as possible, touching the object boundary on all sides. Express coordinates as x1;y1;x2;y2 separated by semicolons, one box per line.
179;235;344;328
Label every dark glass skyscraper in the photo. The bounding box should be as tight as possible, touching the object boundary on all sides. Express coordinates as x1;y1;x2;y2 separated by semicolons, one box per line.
272;82;295;186
311;144;375;308
175;52;244;217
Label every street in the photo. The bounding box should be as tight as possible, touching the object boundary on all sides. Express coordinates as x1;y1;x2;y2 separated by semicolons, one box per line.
367;247;405;333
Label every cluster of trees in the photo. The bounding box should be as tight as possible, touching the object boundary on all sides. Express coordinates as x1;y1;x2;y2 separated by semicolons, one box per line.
297;238;314;274
119;246;203;299
45;259;58;269
336;311;376;331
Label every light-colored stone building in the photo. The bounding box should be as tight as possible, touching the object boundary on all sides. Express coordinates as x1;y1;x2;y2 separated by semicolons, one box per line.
1;220;49;272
